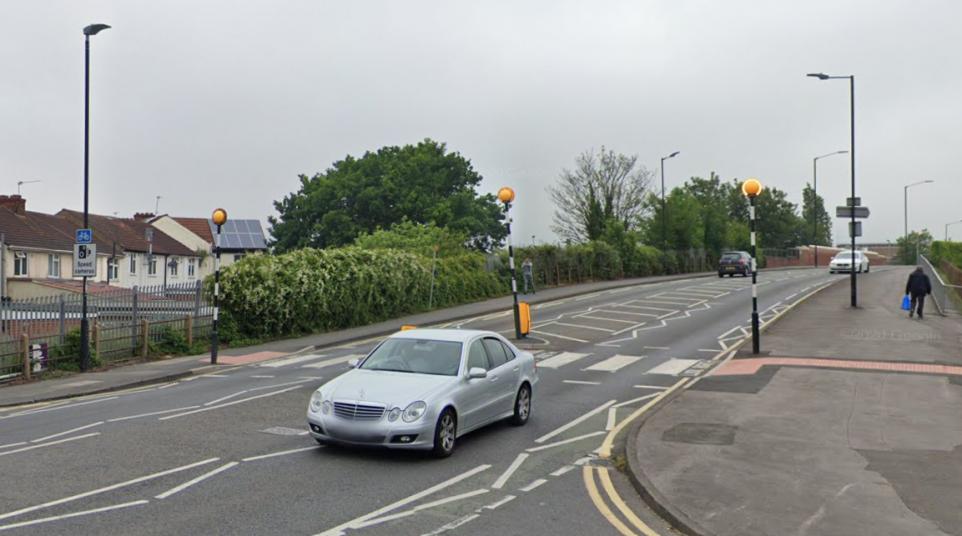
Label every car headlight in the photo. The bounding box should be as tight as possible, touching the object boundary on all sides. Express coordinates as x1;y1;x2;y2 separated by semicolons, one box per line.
402;401;427;423
310;392;323;412
322;400;332;415
388;407;401;422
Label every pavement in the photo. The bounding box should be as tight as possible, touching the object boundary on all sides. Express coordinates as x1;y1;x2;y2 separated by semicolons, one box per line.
629;266;962;536
0;266;834;535
0;271;722;407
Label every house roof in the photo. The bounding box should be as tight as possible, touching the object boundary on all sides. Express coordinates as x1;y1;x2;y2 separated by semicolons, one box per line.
57;210;195;257
0;206;111;253
172;217;214;243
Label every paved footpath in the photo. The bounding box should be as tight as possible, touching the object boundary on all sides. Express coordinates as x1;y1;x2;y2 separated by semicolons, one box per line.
630;266;962;536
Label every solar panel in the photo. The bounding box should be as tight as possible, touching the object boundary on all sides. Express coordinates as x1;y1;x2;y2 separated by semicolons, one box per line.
210;219;267;250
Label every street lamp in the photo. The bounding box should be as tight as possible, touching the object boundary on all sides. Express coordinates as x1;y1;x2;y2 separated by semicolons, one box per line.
904;180;934;259
210;208;227;364
741;178;763;355
946;219;962;241
659;151;680;251
812;150;847;267
808;72;857;307
498;187;522;340
16;180;41;195
80;22;110;372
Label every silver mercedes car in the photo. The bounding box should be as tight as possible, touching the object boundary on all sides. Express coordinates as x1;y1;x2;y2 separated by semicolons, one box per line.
306;329;538;457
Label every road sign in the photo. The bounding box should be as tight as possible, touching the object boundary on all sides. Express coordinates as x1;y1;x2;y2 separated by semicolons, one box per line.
836;206;870;218
75;228;93;244
849;221;862;237
846;197;861;207
73;243;97;277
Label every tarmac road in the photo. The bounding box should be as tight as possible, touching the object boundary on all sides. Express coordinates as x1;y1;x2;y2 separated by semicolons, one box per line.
0;267;855;535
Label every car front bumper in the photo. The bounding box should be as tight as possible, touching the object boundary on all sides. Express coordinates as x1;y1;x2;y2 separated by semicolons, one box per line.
306;411;436;450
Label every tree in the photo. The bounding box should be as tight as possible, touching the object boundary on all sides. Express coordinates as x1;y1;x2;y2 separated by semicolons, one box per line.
725;180;803;249
353;221;469;257
800;183;832;246
685;172;730;255
896;229;933;265
268;139;506;252
549;147;653;242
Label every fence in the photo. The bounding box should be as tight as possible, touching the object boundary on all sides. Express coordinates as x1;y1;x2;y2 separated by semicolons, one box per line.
0;282;212;381
920;255;962;315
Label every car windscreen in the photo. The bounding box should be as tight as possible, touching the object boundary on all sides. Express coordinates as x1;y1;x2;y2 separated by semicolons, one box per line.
360;339;462;376
834;252;861;259
721;253;742;261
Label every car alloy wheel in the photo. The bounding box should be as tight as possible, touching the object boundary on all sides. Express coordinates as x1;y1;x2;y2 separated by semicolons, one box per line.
511;384;531;426
433;409;457;458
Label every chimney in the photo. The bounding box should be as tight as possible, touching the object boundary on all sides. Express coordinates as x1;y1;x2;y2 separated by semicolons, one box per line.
0;195;26;215
133;212;155;222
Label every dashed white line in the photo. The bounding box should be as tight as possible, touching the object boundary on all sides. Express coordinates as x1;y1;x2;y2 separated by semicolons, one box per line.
0;442;27;450
550;465;576;477
203;390;249;406
563;380;601;386
0;500;149;532
612;393;660;408
481;494;517;510
535;400;615;443
529;330;589;343
492;453;529;489
605;407;617;431
241;446;322;462
159;385;304;420
0;433;101;458
420;513;481;536
633;384;669;390
107;406;202;422
527;431;607;453
155;461;239;499
519;478;548;492
355;489;490;529
30;421;103;443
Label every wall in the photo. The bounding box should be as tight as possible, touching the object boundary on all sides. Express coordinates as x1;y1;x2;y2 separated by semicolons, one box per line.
765;246;889;269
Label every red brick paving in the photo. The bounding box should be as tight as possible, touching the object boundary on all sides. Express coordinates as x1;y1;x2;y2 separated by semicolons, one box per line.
714;357;962;377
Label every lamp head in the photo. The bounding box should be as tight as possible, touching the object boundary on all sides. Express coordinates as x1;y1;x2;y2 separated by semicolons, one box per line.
211;208;228;226
669;151;680;158
83;24;111;36
741;178;763;198
497;187;515;204
807;72;830;80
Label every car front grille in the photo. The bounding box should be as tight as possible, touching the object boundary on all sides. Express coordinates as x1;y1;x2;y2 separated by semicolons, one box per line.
333;401;385;421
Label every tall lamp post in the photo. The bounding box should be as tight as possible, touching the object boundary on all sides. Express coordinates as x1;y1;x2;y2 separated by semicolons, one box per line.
210;208;227;364
904;180;934;262
946;219;962;242
742;178;763;355
808;72;857;307
498;187;522;340
659;151;680;251
80;23;110;372
812;150;848;267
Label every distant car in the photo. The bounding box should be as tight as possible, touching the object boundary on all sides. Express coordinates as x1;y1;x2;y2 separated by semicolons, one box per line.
306;329;538;458
718;251;752;277
829;250;870;273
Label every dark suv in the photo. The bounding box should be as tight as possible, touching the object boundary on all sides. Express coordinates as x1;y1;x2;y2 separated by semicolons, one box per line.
718;251;752;277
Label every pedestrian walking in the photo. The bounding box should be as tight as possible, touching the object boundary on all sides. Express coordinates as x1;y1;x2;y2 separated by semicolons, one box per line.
905;267;932;319
522;258;536;294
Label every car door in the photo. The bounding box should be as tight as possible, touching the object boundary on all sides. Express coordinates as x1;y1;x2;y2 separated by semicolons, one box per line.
458;338;497;432
482;337;518;416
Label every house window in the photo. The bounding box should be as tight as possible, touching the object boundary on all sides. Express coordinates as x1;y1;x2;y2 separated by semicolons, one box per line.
108;258;119;280
13;252;27;276
129;253;137;274
48;254;61;278
148;255;157;276
169;257;178;277
187;259;196;277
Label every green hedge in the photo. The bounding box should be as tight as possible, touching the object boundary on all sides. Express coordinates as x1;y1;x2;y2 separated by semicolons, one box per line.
930;241;962;269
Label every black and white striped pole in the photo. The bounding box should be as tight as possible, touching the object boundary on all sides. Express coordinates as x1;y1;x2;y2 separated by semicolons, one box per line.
498;187;523;340
742;179;763;355
210;208;227;364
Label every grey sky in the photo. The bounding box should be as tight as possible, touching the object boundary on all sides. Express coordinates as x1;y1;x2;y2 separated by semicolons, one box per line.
3;1;960;246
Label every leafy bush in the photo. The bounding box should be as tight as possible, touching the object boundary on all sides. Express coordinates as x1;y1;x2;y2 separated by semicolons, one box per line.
156;325;190;355
930;241;962;269
354;221;469;258
50;329;100;371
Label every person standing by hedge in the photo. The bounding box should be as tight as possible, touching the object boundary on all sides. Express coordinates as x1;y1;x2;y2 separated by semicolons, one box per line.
522;258;536;294
905;266;932;319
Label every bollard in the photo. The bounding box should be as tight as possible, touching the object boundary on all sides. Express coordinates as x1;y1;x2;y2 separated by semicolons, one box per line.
141;319;150;358
185;314;193;346
21;333;31;381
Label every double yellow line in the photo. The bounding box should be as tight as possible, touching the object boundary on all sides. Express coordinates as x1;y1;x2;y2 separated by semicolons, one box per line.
583;465;659;536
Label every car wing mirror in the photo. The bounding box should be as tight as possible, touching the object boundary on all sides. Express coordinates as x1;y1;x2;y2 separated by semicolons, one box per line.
348;358;360;368
467;367;487;379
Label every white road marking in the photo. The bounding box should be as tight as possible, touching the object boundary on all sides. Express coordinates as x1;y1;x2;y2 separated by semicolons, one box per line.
250;375;275;378
644;346;670;350
260;353;327;368
519;478;548;492
0;457;219;522
595;309;659;317
155;461;239;499
315;464;491;536
481;494;516;510
0;433;100;458
492;453;529;489
302;354;364;369
585;355;643;372
612;393;660;408
645;358;702;376
563;380;601;386
0;500;149;532
535;400;615;444
552;321;615;333
529;329;589;343
203;390;249;406
551;465;576;477
529;431;607;452
1;397;118;419
420;513;481;536
107;406;202;422
355;489;490;529
537;352;590;369
697;348;720;353
248;378;318;391
633;384;669;390
605;407;617;431
0;442;27;450
576;314;638;324
30;421;103;443
242;446;322;462
197;374;229;378
157;382;178;389
613;303;676;312
159;385;304;420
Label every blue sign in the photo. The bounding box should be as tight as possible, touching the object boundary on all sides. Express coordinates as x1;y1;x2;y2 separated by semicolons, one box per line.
76;228;93;244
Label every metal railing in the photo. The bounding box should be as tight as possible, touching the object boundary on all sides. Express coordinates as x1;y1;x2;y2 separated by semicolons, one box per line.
920;255;962;315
